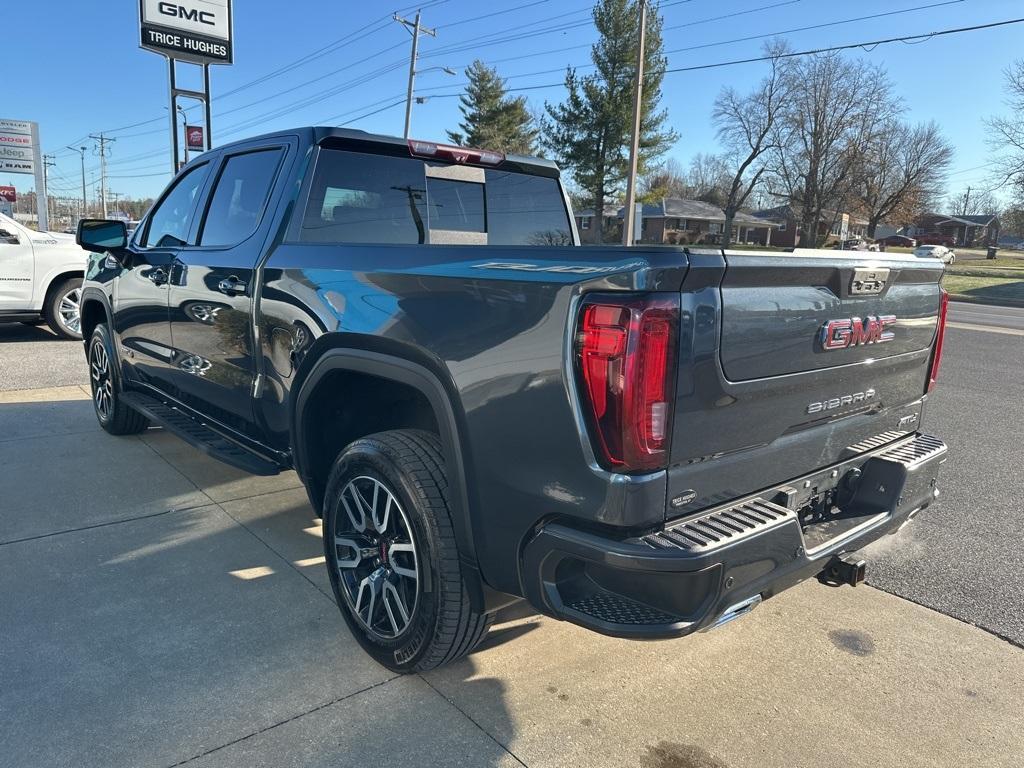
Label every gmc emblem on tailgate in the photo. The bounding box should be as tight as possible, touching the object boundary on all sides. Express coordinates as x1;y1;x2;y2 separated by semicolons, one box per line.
820;316;896;350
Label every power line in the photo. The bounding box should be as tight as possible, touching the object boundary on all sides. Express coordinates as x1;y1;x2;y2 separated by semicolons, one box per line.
416;0;972;95
419;14;1024;100
446;0;798;71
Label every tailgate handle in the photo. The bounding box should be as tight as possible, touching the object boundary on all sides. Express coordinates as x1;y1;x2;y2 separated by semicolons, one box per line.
850;267;889;296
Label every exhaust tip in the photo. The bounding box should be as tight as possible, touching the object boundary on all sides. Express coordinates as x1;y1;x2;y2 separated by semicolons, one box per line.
707;594;762;631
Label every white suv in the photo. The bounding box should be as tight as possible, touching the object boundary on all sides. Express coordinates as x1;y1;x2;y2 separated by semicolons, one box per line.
0;213;89;339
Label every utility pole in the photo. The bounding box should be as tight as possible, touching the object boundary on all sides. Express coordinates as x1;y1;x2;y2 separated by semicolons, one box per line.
622;0;647;246
90;133;114;219
67;145;88;220
395;10;437;139
42;154;56;229
109;191;121;219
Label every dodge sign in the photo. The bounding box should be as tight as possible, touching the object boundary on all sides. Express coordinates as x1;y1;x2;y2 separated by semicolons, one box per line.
139;0;233;64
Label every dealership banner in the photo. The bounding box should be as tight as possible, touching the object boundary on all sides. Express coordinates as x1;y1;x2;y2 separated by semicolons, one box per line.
0;118;46;230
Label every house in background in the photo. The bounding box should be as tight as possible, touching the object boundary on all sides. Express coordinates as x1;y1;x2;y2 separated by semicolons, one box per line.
573;205;621;243
909;213;1000;247
748;204;868;247
574;198;780;244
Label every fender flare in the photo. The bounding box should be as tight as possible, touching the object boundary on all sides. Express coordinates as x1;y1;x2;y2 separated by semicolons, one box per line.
291;347;482;580
78;287;115;351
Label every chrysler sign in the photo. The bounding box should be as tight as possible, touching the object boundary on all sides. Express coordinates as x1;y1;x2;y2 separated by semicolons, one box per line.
139;0;233;64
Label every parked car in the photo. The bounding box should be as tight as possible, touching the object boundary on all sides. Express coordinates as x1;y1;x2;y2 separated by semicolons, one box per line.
0;212;89;338
914;233;955;247
877;235;916;248
914;244;956;264
833;238;878;252
75;127;950;672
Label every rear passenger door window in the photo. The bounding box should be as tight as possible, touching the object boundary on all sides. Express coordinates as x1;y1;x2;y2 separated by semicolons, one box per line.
199;148;283;247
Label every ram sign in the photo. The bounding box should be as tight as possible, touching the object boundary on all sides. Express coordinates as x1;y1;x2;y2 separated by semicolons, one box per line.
139;0;233;64
0;119;40;176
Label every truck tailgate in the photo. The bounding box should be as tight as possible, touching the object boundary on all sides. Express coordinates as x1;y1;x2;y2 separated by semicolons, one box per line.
719;253;940;380
666;249;944;516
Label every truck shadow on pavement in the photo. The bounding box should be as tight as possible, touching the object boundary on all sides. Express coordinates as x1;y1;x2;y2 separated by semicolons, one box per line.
0;322;62;342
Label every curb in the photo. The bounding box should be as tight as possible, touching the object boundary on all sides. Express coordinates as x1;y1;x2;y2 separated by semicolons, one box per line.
948;294;1024;309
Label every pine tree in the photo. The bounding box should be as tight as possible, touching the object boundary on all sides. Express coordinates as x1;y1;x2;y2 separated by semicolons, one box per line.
446;61;539;154
542;0;676;242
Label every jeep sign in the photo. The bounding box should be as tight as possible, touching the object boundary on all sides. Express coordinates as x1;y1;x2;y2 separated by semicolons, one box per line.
139;0;233;64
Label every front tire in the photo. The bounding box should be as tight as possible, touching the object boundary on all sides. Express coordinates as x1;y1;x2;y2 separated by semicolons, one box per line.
323;430;492;672
88;325;149;435
45;277;84;339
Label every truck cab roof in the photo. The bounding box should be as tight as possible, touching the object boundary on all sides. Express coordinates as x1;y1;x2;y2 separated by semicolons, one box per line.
204;126;561;178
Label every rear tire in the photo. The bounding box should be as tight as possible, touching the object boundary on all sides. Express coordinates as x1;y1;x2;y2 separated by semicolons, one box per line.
88;324;149;435
323;429;493;672
45;277;84;339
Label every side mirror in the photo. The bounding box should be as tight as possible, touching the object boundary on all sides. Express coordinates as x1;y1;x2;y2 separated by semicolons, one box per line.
77;219;127;253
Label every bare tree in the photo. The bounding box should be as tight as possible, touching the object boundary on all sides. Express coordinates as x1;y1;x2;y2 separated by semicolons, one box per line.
769;52;895;247
713;43;790;245
857;120;953;236
948;186;998;217
987;59;1024;199
639;158;689;202
685;153;732;206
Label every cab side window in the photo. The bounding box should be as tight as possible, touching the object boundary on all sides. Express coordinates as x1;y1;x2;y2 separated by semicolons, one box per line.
198;149;283;247
142;163;209;248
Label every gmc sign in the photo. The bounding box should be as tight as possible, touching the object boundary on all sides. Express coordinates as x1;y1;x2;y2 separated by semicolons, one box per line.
820;315;897;351
140;0;232;65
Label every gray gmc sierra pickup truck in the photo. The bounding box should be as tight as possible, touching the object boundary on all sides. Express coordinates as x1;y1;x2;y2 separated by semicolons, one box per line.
75;127;949;672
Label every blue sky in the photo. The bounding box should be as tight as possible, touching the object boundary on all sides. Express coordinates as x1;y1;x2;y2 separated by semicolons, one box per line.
8;0;1022;207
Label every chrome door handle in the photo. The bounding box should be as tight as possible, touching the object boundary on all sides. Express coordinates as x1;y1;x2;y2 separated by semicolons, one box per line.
148;267;168;285
217;276;247;296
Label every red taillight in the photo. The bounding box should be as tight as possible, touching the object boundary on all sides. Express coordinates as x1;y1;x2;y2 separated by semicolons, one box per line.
928;288;949;392
576;295;679;472
407;139;504;165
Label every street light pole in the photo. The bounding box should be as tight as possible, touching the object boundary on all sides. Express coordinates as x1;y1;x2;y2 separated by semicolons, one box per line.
622;0;647;246
177;105;189;164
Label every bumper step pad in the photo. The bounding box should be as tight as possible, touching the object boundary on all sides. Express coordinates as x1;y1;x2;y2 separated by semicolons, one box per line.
641;498;795;552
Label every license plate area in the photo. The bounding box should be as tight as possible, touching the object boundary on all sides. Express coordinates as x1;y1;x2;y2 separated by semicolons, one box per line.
772;433;945;554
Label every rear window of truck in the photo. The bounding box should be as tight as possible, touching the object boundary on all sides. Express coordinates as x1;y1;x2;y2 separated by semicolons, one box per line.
298;148;572;246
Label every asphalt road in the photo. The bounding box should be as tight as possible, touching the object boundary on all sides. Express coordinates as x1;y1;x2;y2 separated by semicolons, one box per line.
0;322;88;391
865;301;1024;646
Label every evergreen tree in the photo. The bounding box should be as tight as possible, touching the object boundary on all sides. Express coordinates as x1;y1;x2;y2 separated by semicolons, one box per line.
542;0;676;242
446;60;538;154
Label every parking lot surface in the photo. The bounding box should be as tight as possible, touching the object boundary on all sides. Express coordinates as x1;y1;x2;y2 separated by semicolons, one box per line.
1;309;1022;768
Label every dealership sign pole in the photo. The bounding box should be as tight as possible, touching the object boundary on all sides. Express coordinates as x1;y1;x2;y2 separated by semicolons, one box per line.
0;119;47;231
138;0;233;173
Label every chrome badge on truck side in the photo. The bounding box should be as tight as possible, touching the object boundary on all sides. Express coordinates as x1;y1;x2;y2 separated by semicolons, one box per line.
820;315;896;351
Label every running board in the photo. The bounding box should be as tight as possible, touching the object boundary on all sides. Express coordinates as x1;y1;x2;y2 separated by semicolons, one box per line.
121;391;282;476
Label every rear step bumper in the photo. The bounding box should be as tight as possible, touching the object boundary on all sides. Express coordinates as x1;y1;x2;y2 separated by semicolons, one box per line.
520;432;946;638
